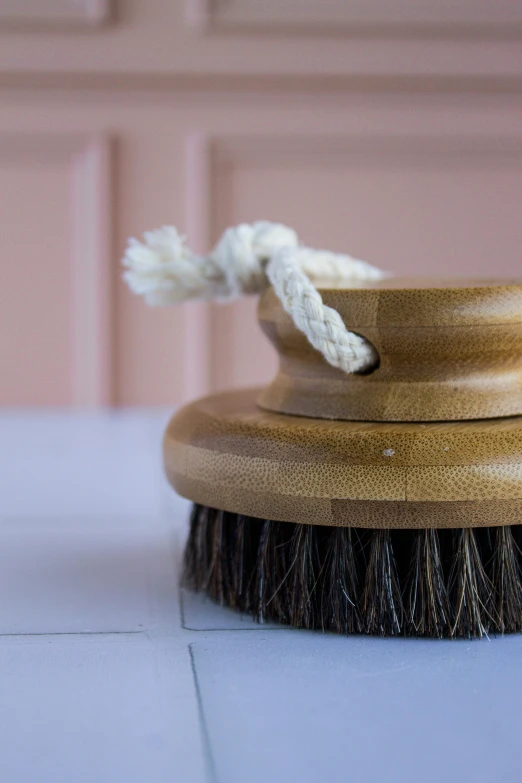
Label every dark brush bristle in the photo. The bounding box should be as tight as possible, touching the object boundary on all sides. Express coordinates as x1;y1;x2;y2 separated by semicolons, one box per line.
205;508;226;605
404;529;450;638
251;519;275;623
182;503;210;591
286;524;322;629
322;527;362;634
491;526;522;634
229;514;249;611
448;528;497;638
361;529;403;636
261;521;295;624
182;504;522;638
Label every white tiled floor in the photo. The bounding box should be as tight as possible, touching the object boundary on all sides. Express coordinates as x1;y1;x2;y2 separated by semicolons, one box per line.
1;411;521;783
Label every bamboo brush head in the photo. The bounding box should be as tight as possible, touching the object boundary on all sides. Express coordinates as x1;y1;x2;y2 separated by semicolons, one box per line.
165;277;522;532
166;278;522;637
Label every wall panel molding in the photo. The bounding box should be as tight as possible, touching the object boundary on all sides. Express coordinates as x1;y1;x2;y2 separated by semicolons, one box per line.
211;135;522;166
186;130;522;393
183;131;212;400
0;2;519;83
71;135;113;407
190;0;522;35
0;132;113;406
0;0;110;28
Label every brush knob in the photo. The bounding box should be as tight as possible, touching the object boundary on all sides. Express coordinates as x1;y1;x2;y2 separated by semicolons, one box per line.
257;278;522;422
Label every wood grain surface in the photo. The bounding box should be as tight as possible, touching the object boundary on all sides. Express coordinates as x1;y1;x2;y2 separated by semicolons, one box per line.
164;388;522;529
258;278;522;422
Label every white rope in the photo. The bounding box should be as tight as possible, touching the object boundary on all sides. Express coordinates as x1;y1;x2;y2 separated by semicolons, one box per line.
122;221;387;374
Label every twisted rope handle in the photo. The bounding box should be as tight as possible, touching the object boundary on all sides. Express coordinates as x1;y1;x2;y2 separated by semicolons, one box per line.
122;221;386;374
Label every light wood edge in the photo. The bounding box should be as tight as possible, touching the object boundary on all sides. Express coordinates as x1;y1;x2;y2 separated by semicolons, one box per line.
167;470;522;530
163;388;522;528
166;441;522;502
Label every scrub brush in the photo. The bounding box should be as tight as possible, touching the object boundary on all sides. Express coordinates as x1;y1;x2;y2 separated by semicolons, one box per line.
123;221;522;638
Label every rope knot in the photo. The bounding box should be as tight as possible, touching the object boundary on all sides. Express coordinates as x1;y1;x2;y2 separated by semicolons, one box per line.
122;220;386;374
211;221;298;298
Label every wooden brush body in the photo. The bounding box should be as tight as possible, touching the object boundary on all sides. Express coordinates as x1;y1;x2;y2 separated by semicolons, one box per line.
164;278;522;637
166;279;522;530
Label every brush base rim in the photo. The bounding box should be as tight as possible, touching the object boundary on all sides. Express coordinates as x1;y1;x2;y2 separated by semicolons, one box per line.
164;388;522;529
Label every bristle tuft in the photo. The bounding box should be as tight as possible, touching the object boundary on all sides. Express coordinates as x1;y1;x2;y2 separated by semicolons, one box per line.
322;527;362;634
361;530;403;636
286;525;321;629
448;528;497;638
492;526;522;634
183;505;522;638
404;529;450;638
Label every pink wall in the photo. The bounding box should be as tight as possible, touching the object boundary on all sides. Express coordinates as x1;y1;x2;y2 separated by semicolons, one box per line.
1;1;521;406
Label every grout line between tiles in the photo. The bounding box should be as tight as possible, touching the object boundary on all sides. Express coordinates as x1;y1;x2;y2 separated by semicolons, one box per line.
0;630;145;639
180;588;287;632
189;643;219;783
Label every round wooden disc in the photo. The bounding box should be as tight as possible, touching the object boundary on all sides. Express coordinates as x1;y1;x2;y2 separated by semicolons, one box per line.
164;388;522;529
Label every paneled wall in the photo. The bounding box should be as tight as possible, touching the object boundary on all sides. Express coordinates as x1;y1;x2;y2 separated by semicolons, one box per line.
1;0;521;406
